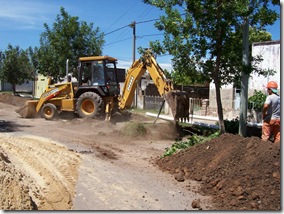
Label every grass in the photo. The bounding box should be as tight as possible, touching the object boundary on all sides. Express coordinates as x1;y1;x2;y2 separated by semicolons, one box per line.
122;122;147;137
130;108;160;115
0;91;13;95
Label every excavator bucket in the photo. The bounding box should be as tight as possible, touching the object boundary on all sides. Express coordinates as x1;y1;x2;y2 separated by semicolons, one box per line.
165;91;189;122
16;100;38;118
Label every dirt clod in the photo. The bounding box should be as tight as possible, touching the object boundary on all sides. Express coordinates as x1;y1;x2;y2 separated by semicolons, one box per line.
191;199;201;209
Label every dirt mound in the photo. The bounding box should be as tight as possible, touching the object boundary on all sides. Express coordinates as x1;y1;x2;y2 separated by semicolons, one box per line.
0;134;81;210
0;93;35;118
156;133;280;210
0;93;30;107
0;148;36;210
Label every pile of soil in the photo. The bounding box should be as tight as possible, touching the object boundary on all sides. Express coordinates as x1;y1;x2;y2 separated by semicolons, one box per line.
0;93;30;107
0;148;36;210
0;132;81;210
156;133;280;210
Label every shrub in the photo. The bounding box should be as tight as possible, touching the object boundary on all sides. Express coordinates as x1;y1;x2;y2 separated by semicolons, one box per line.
224;118;239;134
162;131;220;157
248;90;266;111
216;118;239;134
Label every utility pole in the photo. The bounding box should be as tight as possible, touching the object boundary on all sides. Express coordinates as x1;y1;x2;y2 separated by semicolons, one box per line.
130;21;136;63
239;18;249;137
129;21;138;107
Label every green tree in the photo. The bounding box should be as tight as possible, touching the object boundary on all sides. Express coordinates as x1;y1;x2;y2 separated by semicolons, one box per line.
143;0;279;133
28;46;39;73
38;7;104;80
222;28;275;89
171;67;209;85
0;45;33;95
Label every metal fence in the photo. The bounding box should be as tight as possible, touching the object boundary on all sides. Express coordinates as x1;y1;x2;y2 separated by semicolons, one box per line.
144;96;208;116
189;98;204;115
144;95;263;122
144;96;165;112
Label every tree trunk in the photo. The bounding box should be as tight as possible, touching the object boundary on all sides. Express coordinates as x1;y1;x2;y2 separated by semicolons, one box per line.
213;0;226;134
214;74;226;134
12;83;16;95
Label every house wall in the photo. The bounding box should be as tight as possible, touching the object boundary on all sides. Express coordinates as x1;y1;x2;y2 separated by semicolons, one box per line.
0;81;13;91
16;80;33;93
0;80;33;93
250;40;280;96
209;85;234;110
209;40;280;119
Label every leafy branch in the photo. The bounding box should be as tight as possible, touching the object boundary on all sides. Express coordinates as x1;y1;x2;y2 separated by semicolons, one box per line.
162;131;220;157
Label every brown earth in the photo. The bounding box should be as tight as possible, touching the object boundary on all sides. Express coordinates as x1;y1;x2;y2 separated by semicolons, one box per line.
156;134;280;210
0;93;281;211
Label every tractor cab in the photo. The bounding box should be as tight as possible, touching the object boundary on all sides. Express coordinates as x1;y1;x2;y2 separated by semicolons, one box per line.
77;56;120;97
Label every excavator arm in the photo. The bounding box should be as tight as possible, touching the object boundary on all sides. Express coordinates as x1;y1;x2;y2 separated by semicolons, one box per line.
119;50;189;122
118;59;146;109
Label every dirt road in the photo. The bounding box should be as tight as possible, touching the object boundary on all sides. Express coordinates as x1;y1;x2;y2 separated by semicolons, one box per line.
0;97;212;210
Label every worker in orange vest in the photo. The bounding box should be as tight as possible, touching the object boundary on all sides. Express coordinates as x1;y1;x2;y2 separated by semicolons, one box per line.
262;81;280;143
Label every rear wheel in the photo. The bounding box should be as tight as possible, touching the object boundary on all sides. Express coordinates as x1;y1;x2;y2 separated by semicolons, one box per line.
41;103;58;120
76;92;103;118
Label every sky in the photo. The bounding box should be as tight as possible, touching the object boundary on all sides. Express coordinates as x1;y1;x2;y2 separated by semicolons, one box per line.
0;0;281;70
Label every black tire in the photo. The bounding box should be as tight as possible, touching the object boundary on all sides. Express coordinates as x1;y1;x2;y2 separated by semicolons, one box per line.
41;103;58;120
76;92;103;118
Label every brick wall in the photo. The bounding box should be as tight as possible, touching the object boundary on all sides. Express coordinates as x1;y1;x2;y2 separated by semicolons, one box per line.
144;84;160;96
175;85;209;99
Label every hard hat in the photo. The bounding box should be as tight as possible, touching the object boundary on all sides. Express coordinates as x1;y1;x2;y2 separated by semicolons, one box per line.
266;81;278;88
266;81;278;93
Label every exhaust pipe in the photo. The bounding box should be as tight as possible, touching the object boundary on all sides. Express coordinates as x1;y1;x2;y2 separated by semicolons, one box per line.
66;59;69;81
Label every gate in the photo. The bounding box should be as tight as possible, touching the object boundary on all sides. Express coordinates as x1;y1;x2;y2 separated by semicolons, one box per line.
144;96;165;112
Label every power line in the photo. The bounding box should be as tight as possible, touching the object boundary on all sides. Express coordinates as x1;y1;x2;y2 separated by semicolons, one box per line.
104;37;133;46
138;33;164;38
105;33;164;47
104;11;187;36
104;1;138;33
136;18;160;24
135;6;153;22
104;24;131;36
104;18;159;36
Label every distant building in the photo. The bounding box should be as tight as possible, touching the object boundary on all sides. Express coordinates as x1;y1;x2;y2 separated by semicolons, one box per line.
0;80;33;93
0;81;13;91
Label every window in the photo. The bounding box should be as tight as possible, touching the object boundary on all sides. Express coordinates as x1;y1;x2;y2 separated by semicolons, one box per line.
92;61;105;85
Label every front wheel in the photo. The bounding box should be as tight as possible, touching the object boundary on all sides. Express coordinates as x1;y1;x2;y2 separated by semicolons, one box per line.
76;92;103;118
41;103;58;120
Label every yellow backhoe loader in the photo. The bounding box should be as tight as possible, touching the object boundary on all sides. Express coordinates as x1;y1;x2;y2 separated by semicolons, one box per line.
17;49;189;122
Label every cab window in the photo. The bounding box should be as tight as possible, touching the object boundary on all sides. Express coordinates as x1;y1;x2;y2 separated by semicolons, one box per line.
92;61;105;85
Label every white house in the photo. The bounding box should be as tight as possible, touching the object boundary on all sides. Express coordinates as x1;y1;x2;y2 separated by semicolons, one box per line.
209;40;280;119
250;40;280;93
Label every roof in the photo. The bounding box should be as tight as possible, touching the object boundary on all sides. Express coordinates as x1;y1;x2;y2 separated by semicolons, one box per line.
79;56;117;62
252;40;280;47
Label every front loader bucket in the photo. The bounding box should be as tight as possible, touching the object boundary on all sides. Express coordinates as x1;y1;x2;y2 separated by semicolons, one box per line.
165;91;189;122
16;100;38;118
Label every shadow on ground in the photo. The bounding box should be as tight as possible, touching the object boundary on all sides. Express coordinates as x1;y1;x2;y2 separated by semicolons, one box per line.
0;120;33;132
